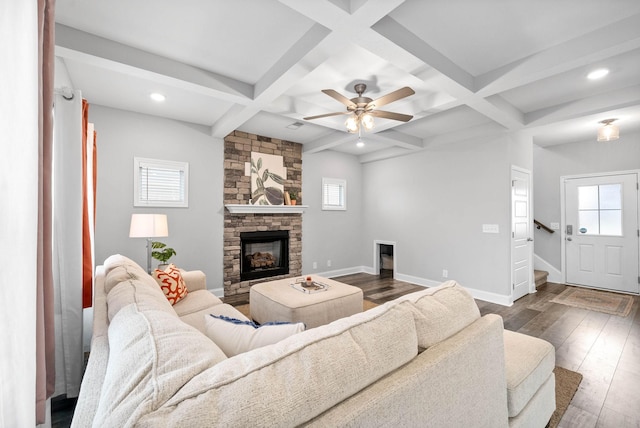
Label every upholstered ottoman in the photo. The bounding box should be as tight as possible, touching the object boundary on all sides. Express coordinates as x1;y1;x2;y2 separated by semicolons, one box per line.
503;330;556;427
249;276;363;328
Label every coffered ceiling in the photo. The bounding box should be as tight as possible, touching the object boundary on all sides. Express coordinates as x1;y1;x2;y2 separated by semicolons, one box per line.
55;0;640;162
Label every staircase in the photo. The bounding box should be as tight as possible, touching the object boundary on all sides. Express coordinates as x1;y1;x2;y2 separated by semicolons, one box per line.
534;270;549;288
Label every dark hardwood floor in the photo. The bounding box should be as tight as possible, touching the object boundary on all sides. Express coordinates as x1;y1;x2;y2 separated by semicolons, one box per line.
54;271;639;427
333;272;640;428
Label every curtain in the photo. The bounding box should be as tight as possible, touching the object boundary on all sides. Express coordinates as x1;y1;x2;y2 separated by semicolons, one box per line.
52;90;85;399
82;100;97;308
36;0;56;423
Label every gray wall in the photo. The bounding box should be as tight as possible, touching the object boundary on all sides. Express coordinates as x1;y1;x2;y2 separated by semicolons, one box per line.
360;135;520;299
302;151;364;274
533;130;640;270
92;105;225;288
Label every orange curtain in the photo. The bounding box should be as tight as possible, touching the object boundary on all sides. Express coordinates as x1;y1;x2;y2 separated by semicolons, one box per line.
81;100;96;308
36;0;56;422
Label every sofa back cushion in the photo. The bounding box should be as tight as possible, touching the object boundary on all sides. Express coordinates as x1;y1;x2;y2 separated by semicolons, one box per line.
103;254;151;291
136;300;419;427
93;304;227;427
107;279;175;322
399;280;480;349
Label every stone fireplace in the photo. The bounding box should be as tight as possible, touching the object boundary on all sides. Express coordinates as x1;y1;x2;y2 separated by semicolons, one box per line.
223;131;302;296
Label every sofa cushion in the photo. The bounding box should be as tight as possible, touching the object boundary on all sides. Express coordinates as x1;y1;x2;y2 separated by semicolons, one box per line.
106;279;175;322
204;315;305;356
179;301;246;335
152;264;188;305
172;289;223;318
93;304;227;427
503;330;555;417
137;300;419;427
399;280;480;349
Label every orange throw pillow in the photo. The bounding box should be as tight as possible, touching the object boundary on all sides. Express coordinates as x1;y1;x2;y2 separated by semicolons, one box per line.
152;263;188;305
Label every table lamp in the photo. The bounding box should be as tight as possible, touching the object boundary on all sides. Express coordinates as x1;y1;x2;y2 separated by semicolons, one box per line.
129;213;169;273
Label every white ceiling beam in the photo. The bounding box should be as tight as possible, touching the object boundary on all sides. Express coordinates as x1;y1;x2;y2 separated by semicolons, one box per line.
371;16;475;97
422;123;506;148
369;129;423;150
525;84;640;126
213;24;336;138
55;24;253;103
475;14;640;96
302;131;354;153
358;146;413;163
466;94;525;130
254;24;332;101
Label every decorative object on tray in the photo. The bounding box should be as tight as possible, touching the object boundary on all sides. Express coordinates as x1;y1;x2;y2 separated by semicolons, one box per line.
291;276;330;293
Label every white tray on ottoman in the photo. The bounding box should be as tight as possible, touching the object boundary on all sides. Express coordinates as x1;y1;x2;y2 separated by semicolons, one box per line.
249;276;363;328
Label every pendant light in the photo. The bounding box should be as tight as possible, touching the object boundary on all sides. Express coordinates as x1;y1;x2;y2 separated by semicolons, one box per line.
597;119;619;142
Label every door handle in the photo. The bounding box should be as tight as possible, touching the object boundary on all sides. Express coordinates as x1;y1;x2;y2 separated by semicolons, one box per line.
566;237;572;241
527;238;533;242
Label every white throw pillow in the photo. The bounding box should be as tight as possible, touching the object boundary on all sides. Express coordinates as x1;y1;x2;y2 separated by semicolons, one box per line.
204;315;305;357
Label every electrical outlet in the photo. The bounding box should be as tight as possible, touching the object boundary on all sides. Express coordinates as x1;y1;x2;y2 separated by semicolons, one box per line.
327;260;332;267
313;262;317;269
442;269;448;278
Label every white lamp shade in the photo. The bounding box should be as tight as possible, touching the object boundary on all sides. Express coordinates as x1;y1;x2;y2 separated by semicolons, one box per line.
129;214;168;238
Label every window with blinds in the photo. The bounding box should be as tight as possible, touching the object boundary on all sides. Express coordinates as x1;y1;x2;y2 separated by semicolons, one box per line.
134;157;189;207
322;177;346;211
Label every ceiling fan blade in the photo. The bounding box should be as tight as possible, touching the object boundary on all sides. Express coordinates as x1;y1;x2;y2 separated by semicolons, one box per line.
322;89;356;108
367;87;415;109
303;111;349;121
370;110;413;122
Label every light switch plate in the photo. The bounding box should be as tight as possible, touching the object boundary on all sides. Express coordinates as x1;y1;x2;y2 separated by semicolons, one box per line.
482;224;500;233
550;222;560;230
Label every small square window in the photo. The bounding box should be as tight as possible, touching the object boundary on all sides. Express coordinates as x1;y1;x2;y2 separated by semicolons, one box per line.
134;157;189;207
322;178;346;211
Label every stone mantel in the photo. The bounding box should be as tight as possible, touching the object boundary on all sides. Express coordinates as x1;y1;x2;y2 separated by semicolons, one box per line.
225;204;308;214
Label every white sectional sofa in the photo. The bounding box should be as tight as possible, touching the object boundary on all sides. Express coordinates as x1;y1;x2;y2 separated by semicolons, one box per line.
72;254;556;427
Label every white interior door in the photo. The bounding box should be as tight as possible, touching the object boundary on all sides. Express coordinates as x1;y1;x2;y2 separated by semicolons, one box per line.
512;168;532;301
564;173;639;294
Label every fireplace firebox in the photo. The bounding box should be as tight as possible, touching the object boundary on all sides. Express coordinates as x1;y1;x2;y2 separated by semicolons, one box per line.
240;230;289;281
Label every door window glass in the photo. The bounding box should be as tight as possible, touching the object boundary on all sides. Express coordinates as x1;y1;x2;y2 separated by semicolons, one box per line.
577;183;622;236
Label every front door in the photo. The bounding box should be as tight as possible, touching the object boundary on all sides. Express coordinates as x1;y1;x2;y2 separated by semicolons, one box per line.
564;173;639;294
512;167;532;301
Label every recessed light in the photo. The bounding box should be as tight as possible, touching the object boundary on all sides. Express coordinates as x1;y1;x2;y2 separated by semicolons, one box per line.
150;92;166;102
587;68;609;80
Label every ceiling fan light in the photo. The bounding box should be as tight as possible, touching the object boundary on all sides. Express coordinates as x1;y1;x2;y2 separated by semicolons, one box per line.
361;113;375;130
597;119;619;142
345;115;359;133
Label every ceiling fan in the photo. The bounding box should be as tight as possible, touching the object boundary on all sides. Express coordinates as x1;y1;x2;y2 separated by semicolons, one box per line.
303;83;415;132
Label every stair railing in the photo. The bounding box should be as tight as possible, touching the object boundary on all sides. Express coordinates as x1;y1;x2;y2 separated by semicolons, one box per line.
533;219;554;233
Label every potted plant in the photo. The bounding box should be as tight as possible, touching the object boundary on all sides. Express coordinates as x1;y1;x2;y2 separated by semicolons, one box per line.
289;191;298;205
151;241;177;269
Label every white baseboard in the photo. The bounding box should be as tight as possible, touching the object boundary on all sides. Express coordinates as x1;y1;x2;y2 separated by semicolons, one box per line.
396;273;512;306
533;254;563;283
318;266;370;278
394;273;441;288
466;288;513;306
